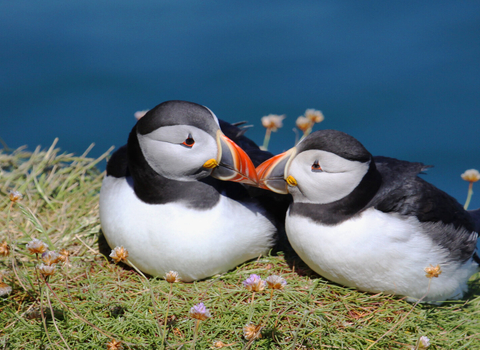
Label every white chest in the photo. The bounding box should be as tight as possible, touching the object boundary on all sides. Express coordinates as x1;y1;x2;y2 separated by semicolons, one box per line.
99;176;276;281
286;207;476;301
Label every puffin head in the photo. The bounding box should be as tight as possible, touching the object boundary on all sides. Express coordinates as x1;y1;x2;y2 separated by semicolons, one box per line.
256;129;373;204
132;100;258;185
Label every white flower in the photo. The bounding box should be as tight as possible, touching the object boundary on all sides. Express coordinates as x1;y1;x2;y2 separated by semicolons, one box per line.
304;109;324;123
165;271;181;283
38;263;56;276
26;239;48;255
424;264;442;279
461;169;480;183
57;249;70;263
0;241;10;257
41;251;60;266
110;246;128;263
0;282;12;296
417;335;430;349
8;190;23;203
261;114;286;131
265;275;287;290
296;116;312;132
134;110;149;120
243;323;262;340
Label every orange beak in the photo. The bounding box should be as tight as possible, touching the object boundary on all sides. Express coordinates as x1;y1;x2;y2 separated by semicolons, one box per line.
208;131;259;186
256;148;296;194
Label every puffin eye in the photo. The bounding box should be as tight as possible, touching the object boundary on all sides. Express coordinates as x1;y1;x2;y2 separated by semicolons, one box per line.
182;134;195;148
311;160;322;172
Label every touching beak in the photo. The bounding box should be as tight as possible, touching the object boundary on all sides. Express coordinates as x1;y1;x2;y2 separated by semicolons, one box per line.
256;148;296;194
204;130;259;186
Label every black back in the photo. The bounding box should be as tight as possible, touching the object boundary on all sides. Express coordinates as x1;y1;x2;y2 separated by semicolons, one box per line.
371;156;476;232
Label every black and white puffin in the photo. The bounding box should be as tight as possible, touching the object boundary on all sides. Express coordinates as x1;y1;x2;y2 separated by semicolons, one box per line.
100;100;278;282
257;129;480;301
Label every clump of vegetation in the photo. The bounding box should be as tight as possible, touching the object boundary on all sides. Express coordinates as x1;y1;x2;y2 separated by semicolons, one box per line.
1;140;480;349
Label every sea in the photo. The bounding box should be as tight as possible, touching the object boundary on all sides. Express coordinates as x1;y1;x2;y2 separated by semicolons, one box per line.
1;1;479;208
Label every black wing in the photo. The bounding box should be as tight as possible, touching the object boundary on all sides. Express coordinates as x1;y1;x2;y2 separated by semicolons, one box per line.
372;156;475;231
105;144;129;178
371;156;478;264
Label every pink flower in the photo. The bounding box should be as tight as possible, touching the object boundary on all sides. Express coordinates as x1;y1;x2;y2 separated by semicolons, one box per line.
189;302;211;321
243;274;266;292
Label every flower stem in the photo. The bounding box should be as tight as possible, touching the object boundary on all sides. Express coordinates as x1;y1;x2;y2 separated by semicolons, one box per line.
464;182;474;210
248;292;256;323
39;278;54;348
262;128;272;151
261;289;275;328
191;319;200;349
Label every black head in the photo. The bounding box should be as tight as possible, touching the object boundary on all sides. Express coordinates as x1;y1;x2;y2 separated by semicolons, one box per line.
297;129;371;163
136;100;220;137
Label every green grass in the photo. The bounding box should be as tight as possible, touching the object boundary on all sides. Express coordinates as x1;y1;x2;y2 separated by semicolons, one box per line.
1;140;480;349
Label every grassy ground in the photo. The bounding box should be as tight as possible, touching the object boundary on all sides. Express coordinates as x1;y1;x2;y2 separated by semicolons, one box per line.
1;140;480;349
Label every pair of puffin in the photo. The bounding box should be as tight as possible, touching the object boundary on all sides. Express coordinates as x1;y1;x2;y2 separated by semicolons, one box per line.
100;100;480;302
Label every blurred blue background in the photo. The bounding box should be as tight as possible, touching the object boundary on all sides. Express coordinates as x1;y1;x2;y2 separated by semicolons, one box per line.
1;1;479;208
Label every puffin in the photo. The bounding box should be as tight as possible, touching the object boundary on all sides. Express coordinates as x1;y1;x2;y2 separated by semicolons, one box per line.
256;129;480;301
99;100;278;282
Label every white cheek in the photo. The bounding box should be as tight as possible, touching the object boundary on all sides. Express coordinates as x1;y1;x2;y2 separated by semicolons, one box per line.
138;128;218;181
288;151;370;204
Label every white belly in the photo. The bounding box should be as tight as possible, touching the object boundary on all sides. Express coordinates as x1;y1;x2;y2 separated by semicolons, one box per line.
99;176;276;281
286;207;477;301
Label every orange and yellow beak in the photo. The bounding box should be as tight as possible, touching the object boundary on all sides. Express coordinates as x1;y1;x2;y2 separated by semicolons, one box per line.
256;148;296;194
205;130;259;186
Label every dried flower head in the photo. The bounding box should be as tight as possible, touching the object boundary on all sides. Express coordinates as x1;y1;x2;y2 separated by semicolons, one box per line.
0;241;10;257
417;335;431;349
110;246;128;263
26;239;48;255
265;275;287;290
106;339;123;350
8;190;23;203
305;109;325;123
0;282;12;296
461;169;480;183
57;249;70;263
243;323;263;341
261;114;286;131
295;116;312;132
424;264;442;279
41;251;60;266
189;302;211;321
38;263;56;276
165;271;181;283
134;110;149;121
243;274;266;292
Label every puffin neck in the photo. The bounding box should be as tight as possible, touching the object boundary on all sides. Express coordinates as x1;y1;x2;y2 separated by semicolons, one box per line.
126;126;221;209
289;159;382;225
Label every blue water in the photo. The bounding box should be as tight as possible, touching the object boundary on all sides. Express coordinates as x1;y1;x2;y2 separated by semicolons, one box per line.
1;1;479;208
